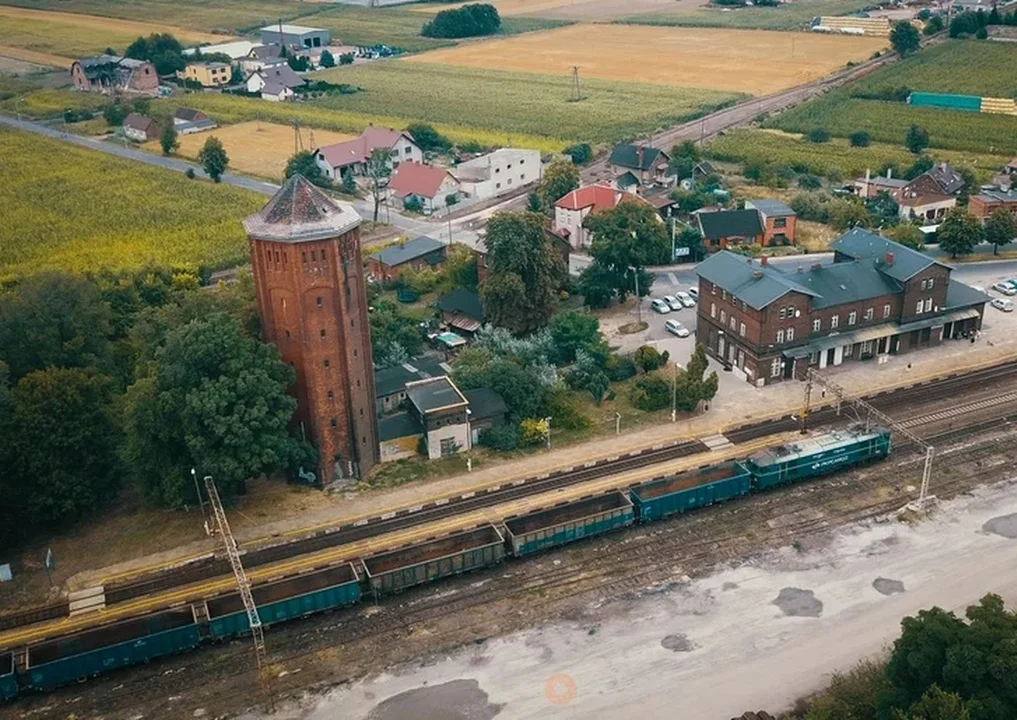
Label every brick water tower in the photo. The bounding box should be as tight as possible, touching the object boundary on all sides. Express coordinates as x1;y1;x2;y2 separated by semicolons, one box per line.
244;174;378;482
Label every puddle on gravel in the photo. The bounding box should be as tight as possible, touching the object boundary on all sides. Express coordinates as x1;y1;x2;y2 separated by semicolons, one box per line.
983;513;1017;539
660;634;695;652
872;577;906;596
772;588;823;618
365;679;504;720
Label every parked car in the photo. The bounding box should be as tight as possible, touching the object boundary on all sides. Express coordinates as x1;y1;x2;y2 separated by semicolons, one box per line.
993;283;1016;296
991;298;1014;312
651;298;671;314
663;295;683;311
665;319;690;337
687;287;699;300
676;291;695;307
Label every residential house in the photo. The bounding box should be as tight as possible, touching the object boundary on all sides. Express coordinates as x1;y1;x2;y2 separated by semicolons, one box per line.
239;44;285;74
455;148;541;201
173;108;217;135
696;229;986;386
261;83;295;102
696;208;764;249
389;161;460;212
260;24;331;49
894;163;965;222
553;183;646;249
462;387;507;445
368;235;446;282
437;287;484;335
71;55;158;93
179;62;231;88
374;356;449;416
245;64;305;93
608;144;672;187
122;113;160;142
744;199;798;246
969;189;1017;222
314;126;422;180
853;169;908;199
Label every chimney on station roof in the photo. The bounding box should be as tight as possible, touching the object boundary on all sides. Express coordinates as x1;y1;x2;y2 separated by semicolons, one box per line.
885;251;895;265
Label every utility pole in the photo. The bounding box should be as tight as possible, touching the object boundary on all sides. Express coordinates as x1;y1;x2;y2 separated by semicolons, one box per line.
801;368;936;508
544;416;552;451
570;66;581;102
204;476;274;710
191;468;207;531
671;361;682;423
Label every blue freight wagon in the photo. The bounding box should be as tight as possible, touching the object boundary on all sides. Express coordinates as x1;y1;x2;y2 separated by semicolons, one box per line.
746;426;892;490
631;461;752;522
205;563;361;640
0;652;17;703
504;491;633;557
24;607;200;692
364;524;505;596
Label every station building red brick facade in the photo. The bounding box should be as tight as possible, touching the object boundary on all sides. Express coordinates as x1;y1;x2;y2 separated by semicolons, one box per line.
245;175;379;481
696;229;987;386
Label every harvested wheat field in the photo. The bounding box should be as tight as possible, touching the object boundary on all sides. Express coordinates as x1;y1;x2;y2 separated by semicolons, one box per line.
415;0;688;19
0;45;70;68
407;25;887;95
152;121;357;180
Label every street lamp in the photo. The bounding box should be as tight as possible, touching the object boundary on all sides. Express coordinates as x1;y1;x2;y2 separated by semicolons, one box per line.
544;416;552;451
191;468;207;528
671;361;683;423
615;412;621;435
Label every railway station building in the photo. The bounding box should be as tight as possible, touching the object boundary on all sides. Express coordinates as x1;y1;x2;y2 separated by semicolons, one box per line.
695;229;988;386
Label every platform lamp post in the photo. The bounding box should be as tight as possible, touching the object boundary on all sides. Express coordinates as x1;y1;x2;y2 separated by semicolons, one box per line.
544;416;552;451
671;361;683;423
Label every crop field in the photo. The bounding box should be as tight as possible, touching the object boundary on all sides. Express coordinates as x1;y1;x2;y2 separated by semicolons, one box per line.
149;121;357;180
708;129;1010;182
620;0;872;30
0;127;264;283
0;0;316;33
0;45;70;67
412;0;587;17
764;90;1017;155
846;40;1017;98
314;61;741;144
0;6;227;61
0;87;110;118
405;25;887;95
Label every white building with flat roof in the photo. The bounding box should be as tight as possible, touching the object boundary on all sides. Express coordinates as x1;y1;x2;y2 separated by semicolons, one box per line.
260;24;331;49
456;148;541;201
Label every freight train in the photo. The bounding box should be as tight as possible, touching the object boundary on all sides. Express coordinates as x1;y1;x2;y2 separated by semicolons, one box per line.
0;425;891;703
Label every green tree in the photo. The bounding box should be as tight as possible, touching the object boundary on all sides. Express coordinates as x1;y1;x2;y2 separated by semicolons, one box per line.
850;130;871;147
451;348;546;421
629;373;671;411
670;139;700;162
284;149;330;187
549;310;606;365
0;272;112;382
103;103;128;126
675;225;705;262
634;344;662;373
563;143;592;164
527;192;542;212
319;49;335;68
367;148;391;222
538;157;580;210
888;223;924;250
159;123;179;156
441;243;479;292
890;20;921;56
924;15;944;35
123;314;313;506
937;207;982;259
670;155;695;181
894;686;973;720
564;350;610;404
479;211;566;334
5;368;120;532
125;32;186;75
369;300;424;366
422;3;501;38
884;606;969;709
807;127;832;143
905;125;930;154
197;136;229;182
406;122;450;152
984;208;1016;255
340;170;357;195
577;261;618;309
584;199;670;304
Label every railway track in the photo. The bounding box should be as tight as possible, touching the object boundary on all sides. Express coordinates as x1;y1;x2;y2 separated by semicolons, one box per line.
4;359;1015;635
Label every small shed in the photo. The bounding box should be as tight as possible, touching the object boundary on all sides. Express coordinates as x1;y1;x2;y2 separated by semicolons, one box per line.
436;288;484;334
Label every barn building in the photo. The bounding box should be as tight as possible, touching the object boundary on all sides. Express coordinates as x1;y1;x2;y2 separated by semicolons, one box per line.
260;24;331;49
696;230;987;386
244;175;379;482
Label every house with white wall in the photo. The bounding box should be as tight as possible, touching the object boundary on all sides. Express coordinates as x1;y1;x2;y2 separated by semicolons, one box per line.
553;183;645;249
455;148;541;201
389;161;460;213
314;126;422;180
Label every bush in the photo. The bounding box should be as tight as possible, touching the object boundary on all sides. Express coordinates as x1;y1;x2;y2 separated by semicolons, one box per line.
806;128;831;144
849;130;871;147
407;122;451;152
976;26;989;38
422;3;501;39
404;196;423;212
924;15;944;35
103;103;127;127
634;345;662;373
479;424;520;451
185;168;196;179
629;374;671;412
563;143;593;164
520;417;549;446
798;174;822;190
604;354;637;381
63;108;94;123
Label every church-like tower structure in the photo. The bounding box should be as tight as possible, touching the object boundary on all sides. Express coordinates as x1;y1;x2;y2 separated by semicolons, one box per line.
244;175;378;481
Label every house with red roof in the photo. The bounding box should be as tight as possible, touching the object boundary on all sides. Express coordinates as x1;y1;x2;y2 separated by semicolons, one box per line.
314;126;423;181
553;183;647;249
389;161;460;213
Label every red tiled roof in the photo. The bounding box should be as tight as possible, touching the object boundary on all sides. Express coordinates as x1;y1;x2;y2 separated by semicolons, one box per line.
123;113;157;133
316;126;415;170
555;183;643;212
389;161;452;199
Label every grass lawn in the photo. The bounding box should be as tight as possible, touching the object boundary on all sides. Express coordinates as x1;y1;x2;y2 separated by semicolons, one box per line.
315;60;743;144
707;129;1010;182
619;0;872;30
763;91;1017;156
0;127;265;283
0;86;109;118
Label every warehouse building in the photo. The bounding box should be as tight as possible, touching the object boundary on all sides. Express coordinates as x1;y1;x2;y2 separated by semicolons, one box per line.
260;24;331;49
696;229;988;386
